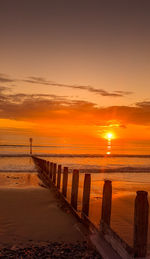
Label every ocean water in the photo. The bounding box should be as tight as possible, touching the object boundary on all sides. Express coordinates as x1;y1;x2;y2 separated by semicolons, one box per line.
0;140;150;172
0;141;150;254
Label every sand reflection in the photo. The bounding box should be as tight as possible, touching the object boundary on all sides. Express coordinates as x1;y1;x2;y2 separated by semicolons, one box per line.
0;173;40;188
65;172;150;250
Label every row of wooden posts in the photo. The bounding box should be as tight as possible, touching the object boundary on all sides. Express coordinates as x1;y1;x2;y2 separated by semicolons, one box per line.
32;156;149;258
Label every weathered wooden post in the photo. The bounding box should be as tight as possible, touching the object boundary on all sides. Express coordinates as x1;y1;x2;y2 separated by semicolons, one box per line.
50;162;53;179
48;161;51;178
40;159;44;178
71;169;79;210
133;191;149;258
62;167;68;197
41;159;44;174
53;163;57;184
43;160;46;178
44;160;47;177
57;165;62;189
46;161;49;175
44;160;46;173
29;137;33;155
101;180;112;226
82;173;91;216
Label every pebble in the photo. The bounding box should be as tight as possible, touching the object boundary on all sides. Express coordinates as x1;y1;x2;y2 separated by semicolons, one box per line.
0;241;101;258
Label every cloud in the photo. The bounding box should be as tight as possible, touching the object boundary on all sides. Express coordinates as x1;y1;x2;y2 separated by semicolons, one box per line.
23;76;132;97
136;101;150;107
0;91;149;127
0;86;8;93
0;73;16;83
0;73;133;97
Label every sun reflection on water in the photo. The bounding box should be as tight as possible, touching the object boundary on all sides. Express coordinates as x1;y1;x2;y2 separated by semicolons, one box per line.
106;138;112;155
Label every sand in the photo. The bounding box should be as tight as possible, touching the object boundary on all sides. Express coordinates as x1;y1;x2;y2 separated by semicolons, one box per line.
0;173;85;248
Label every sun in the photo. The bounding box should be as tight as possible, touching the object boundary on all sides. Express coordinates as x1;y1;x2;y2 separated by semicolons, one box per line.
105;132;114;140
107;133;113;139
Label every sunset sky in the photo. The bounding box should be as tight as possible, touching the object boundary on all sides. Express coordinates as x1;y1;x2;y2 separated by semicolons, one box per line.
0;0;150;144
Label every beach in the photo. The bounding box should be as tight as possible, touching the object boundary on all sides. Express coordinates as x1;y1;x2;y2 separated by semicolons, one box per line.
1;143;150;257
0;172;102;258
1;154;150;250
0;173;86;245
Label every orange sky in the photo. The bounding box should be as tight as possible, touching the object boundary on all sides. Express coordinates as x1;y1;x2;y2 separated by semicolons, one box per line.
0;1;150;143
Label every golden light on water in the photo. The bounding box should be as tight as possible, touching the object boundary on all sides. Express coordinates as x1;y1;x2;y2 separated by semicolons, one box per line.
104;132;115;155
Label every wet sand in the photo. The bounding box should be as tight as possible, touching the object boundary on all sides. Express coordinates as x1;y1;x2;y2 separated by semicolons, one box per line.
0;171;150;256
0;173;85;248
64;173;150;253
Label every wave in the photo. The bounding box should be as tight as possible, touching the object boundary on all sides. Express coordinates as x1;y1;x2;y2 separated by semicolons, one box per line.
78;166;150;173
0;145;63;148
1;153;150;158
1;166;150;173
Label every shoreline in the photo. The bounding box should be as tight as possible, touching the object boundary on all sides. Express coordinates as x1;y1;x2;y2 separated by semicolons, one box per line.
1;153;150;157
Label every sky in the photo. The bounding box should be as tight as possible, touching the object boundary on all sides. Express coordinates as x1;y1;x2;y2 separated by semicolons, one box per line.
0;0;150;144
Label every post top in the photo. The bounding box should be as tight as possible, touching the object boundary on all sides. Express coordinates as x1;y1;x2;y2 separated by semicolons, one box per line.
73;169;79;173
64;166;68;171
104;179;112;184
136;190;148;196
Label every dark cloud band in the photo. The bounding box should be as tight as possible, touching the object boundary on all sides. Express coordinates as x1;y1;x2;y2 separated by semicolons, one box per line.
0;91;149;126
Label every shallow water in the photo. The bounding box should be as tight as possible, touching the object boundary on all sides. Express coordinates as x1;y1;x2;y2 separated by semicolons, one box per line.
65;172;150;250
1;155;150;173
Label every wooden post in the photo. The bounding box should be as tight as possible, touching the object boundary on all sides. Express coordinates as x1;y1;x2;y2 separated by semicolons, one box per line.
50;162;53;179
45;160;47;175
41;159;44;173
40;159;44;178
46;161;49;175
44;160;46;175
53;163;57;184
62;167;68;197
134;191;149;258
43;160;46;178
57;165;62;189
82;173;91;216
29;138;33;155
48;161;51;177
101;180;112;226
71;169;79;210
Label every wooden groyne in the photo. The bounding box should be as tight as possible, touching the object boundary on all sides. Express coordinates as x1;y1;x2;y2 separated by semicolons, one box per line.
32;156;149;259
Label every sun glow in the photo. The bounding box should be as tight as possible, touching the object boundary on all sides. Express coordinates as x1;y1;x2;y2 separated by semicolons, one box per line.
105;132;114;140
107;133;113;139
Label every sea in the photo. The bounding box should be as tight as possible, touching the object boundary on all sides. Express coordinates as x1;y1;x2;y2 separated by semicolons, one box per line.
0;139;150;254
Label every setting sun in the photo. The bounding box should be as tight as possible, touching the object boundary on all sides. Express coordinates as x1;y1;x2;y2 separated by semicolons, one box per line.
105;132;115;140
107;133;113;139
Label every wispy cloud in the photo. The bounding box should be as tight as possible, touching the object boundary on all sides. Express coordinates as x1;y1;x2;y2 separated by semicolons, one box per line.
0;73;16;83
0;73;133;97
136;101;150;107
0;86;8;93
23;76;132;97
